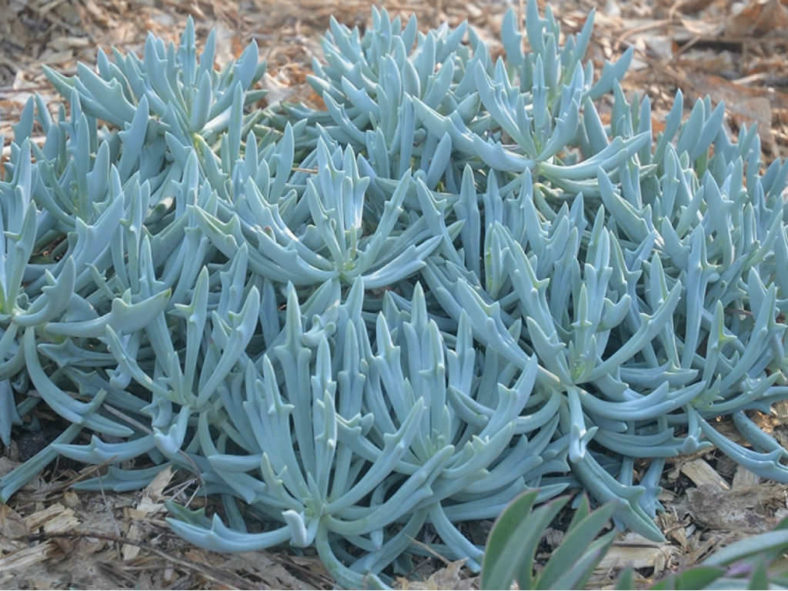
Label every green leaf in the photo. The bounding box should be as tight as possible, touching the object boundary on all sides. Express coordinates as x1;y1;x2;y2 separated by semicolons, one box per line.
481;491;570;590
481;489;539;590
550;532;616;590
747;558;769;590
615;567;635;590
703;530;788;568
566;493;592;531
535;500;616;589
651;566;725;590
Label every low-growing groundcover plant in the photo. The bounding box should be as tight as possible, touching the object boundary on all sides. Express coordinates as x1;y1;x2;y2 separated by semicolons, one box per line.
0;1;787;586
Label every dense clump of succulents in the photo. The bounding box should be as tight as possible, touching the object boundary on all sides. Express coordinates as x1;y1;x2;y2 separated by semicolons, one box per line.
1;1;787;586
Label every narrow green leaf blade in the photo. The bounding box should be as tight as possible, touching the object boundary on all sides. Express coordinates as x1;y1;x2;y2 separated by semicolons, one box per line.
536;501;616;588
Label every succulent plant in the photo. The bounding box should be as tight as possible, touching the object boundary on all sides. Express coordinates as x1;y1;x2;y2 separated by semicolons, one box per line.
481;490;618;590
483;489;788;590
1;1;787;587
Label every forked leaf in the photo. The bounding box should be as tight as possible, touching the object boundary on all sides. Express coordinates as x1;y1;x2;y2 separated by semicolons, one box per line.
1;3;787;588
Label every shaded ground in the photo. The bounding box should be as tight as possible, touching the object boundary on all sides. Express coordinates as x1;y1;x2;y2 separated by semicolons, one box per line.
0;0;788;588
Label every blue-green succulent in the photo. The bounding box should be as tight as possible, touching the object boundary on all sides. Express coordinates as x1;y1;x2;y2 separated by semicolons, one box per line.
1;2;787;587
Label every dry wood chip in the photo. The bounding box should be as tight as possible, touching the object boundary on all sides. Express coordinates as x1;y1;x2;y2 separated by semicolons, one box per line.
24;502;71;531
80;0;112;25
230;551;324;589
0;504;29;539
774;401;788;421
0;541;55;571
686;482;787;532
679;15;725;36
62;490;80;509
670;0;719;17
144;466;175;501
121;522;142;562
37;49;78;65
397;559;474;590
680;458;730;491
657;510;690;550
42;507;79;534
731;466;761;490
684;528;740;566
596;532;678;577
726;0;788;36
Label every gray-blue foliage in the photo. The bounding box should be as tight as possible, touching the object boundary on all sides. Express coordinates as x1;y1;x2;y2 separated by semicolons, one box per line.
1;2;787;587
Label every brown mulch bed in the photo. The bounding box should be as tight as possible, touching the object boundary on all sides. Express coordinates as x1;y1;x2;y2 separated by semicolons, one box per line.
1;0;787;588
